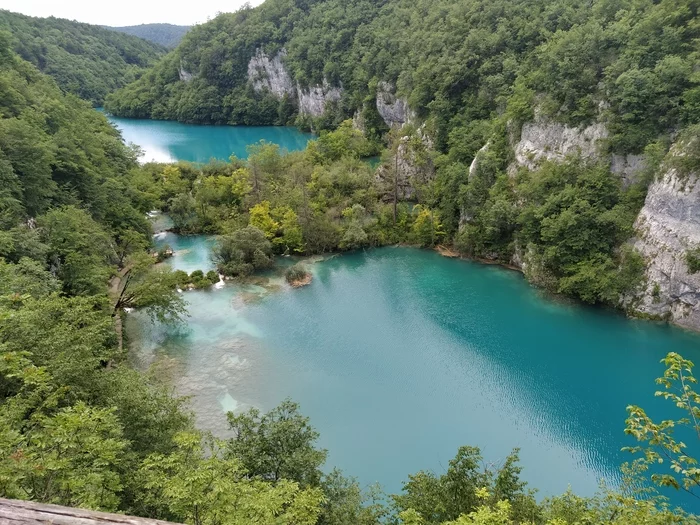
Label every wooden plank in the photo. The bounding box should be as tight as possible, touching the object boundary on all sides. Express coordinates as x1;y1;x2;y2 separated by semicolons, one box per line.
0;499;183;525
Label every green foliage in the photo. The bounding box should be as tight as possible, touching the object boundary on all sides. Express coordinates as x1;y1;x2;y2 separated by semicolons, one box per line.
308;121;379;163
109;24;190;49
394;446;536;525
687;248;700;274
114;253;186;323
0;10;164;105
39;206;116;296
213;226;274;277
285;264;310;284
625;352;700;497
137;431;324;525
226;399;327;487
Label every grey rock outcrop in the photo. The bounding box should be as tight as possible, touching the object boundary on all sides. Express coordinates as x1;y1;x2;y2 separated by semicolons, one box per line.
459;142;491;227
376;82;413;127
511;119;645;186
631;159;700;330
297;80;342;118
611;153;646;187
247;49;295;98
246;49;342;117
352;109;366;134
178;60;194;82
376;129;435;201
513;121;608;170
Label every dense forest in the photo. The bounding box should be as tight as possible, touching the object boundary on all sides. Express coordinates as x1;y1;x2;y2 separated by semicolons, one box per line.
0;26;698;524
104;0;700;309
108;24;191;49
1;0;700;523
105;0;700;153
0;10;165;105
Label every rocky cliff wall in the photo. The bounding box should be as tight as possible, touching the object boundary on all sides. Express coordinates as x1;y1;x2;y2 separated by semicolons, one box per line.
247;48;295;98
631;162;700;330
376;82;413;127
246;49;343;117
511;120;645;185
297;80;342;118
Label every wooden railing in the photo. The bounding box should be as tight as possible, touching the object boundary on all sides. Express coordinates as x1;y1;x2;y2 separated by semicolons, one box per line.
0;498;182;525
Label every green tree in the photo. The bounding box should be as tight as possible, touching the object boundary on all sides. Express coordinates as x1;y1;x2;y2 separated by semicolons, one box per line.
113;253;186;324
39;206;115;296
226;399;328;487
0;353;127;511
137;431;324;525
625;352;700;497
212;226;273;277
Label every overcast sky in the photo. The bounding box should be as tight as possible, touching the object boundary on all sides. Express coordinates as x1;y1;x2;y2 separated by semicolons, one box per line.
0;0;263;27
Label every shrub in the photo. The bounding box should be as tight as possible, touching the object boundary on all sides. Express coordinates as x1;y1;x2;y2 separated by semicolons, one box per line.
686;247;700;274
285;264;309;284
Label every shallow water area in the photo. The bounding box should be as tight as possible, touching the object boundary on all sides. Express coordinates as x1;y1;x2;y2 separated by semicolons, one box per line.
127;234;700;511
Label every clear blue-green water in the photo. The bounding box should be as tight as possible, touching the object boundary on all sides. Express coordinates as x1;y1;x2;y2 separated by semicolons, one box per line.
128;234;700;511
104;114;314;163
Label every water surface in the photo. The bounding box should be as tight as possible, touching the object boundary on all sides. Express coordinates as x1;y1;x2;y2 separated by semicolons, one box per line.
105;114;314;163
128;236;700;511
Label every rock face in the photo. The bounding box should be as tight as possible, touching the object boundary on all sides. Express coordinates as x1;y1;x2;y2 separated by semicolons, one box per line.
459;142;491;227
178;60;194;82
631;163;700;330
513;121;608;170
376;129;435;201
247;48;295;98
611;153;646;186
245;49;343;117
297;80;342;117
511;119;645;186
376;82;413;127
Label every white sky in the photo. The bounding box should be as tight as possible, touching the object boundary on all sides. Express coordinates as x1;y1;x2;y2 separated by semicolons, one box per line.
0;0;264;27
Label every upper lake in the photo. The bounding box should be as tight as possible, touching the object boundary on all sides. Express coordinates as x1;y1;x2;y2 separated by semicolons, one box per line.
104;114;314;162
128;233;700;513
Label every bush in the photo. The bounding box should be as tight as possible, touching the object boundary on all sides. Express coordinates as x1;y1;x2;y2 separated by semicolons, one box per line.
173;270;190;287
213;226;273;277
155;244;173;263
686;247;700;274
285;264;310;284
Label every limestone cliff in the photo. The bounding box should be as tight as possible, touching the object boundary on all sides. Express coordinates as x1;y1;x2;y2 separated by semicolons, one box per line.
631;158;700;330
246;49;343;118
513;121;607;170
247;49;295;98
511;119;645;185
376;127;435;201
376;82;413;127
178;60;194;82
297;80;343;118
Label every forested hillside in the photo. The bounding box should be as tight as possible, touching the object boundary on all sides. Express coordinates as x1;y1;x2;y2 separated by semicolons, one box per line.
108;23;190;49
105;0;699;313
106;0;699;153
0;10;165;105
1;11;700;524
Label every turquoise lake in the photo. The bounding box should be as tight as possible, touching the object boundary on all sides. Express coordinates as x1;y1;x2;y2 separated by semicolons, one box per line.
105;114;314;162
128;233;700;512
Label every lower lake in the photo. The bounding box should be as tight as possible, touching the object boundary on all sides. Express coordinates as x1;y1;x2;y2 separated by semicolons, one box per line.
127;233;700;512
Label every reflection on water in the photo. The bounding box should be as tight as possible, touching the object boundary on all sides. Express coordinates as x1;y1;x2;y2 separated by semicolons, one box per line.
104;114;315;163
127;237;700;511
